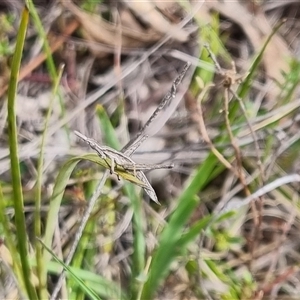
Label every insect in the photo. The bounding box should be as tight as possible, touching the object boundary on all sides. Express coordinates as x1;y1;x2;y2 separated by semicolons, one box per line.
76;62;191;203
75;131;161;203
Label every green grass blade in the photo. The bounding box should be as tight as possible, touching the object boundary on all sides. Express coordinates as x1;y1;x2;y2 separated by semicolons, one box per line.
0;184;24;292
140;195;199;299
96;105;147;297
96;105;122;148
35;64;64;299
68;186;98;300
25;0;57;80
140;152;223;298
25;0;66;120
46;261;126;299
44;154;144;261
39;239;101;300
237;20;286;101
279;58;300;103
177;215;212;247
7;7;38;299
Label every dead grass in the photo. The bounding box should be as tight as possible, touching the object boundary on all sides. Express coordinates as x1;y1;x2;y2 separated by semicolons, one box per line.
1;1;300;299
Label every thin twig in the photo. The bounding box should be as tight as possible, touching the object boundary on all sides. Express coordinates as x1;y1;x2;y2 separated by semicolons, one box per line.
123;163;174;171
204;44;264;267
204;44;264;183
122;62;191;155
195;85;239;176
220;174;300;214
223;84;247;190
229;87;265;183
50;170;109;300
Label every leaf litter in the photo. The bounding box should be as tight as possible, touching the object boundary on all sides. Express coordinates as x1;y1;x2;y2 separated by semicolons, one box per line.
1;0;300;299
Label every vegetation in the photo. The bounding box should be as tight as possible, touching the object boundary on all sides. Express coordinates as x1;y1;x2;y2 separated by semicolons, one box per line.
1;1;300;299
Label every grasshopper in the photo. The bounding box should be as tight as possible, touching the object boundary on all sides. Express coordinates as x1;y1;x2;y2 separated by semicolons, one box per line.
75;131;161;203
76;62;191;203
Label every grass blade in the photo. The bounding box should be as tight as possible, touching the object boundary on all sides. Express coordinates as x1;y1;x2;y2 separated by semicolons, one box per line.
34;64;64;299
96;105;147;298
140;152;224;298
46;261;126;299
7;7;38;299
38;239;101;300
0;185;24;293
44;153;144;259
140;195;199;299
